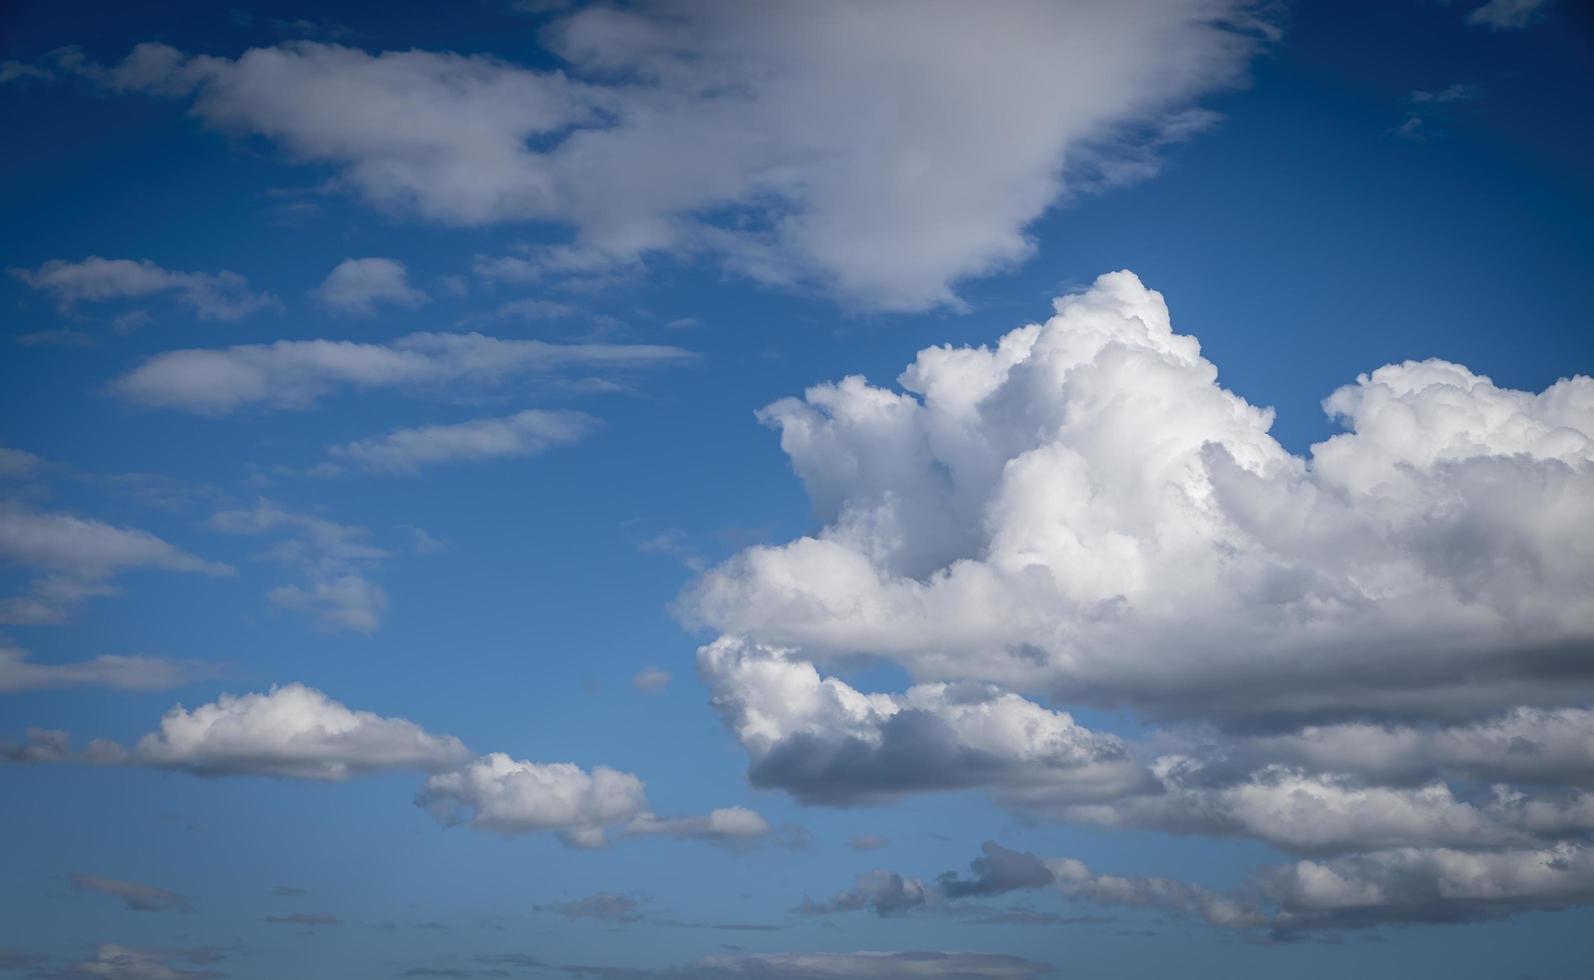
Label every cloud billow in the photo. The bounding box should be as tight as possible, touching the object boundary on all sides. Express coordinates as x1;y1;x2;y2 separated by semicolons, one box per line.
689;270;1594;932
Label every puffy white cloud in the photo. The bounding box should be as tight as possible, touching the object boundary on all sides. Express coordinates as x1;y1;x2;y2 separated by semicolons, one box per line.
415;752;647;847
211;501;389;633
133;683;471;779
689;271;1594;726
314;257;427;316
0;505;231;625
698;637;1148;806
0;641;199;693
331;409;597;473
70;874;192;913
111;331;693;414
11;257;277;320
54;1;1270;310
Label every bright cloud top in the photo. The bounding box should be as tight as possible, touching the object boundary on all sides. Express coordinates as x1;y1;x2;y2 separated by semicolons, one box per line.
46;0;1270;309
690;270;1594;726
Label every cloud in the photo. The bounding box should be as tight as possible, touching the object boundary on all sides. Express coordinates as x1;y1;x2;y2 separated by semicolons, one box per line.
796;870;932;918
111;332;693;414
69;874;193;913
330;409;598;473
848;835;888;851
631;667;670;694
538;893;643;924
560;951;1052;980
39;944;225;980
697;638;1148;806
0;445;43;481
625;806;772;845
211;500;389;633
688;271;1594;728
415;752;648;847
262;912;339;927
0;642;201;693
46;1;1270;310
1466;0;1551;30
12;257;277;320
0;505;231;624
314;257;428;316
133;683;471;779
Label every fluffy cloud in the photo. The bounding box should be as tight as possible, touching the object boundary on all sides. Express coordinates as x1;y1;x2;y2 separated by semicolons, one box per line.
699;638;1148;806
415;752;648;847
689;271;1594;726
687;270;1594;932
330;409;597;473
314;257;427;316
12;257;277;320
69;874;193;913
133;683;471;779
111;331;693;414
43;1;1270;309
796;870;933;918
0;505;231;624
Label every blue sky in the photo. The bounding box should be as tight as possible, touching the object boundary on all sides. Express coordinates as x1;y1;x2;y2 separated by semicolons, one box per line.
1;1;1592;978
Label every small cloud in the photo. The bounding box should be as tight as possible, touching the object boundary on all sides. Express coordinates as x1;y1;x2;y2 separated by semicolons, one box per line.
849;834;889;851
632;667;670;694
263;912;340;927
1466;0;1550;30
314;257;428;316
70;873;193;913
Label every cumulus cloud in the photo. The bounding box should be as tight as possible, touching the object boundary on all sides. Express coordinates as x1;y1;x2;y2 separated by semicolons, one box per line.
42;1;1271;309
698;638;1148;806
685;270;1594;932
415;752;648;848
111;331;693;414
330;409;597;473
12;257;277;320
314;257;428;316
70;874;193;913
796;870;933;918
0;505;231;624
0;642;201;693
689;271;1594;727
211;500;389;632
133;683;471;779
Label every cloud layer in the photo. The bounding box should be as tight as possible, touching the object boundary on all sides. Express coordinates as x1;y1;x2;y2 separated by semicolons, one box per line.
47;1;1270;309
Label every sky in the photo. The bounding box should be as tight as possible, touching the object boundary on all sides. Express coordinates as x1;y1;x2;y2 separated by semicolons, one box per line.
1;1;1592;978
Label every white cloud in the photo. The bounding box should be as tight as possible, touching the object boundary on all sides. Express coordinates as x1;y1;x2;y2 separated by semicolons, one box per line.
416;752;648;847
11;257;278;320
111;331;693;414
1466;0;1551;30
70;874;193;913
626;805;772;844
331;409;597;473
698;637;1148;806
0;445;43;480
688;271;1594;726
57;1;1270;310
133;683;471;779
45;944;225;980
211;501;388;633
0;504;231;624
313;257;427;316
